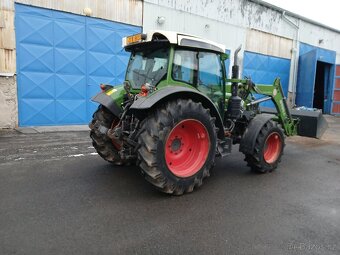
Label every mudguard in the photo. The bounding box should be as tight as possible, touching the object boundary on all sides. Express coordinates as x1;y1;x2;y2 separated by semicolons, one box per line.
239;114;273;154
91;92;122;117
129;86;225;139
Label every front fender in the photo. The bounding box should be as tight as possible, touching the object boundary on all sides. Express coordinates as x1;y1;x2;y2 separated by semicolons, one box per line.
129;86;225;139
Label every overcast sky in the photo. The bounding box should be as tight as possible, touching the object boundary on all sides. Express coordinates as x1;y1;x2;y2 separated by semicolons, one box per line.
263;0;340;30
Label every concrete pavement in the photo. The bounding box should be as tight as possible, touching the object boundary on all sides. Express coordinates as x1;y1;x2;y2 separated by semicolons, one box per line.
0;117;339;255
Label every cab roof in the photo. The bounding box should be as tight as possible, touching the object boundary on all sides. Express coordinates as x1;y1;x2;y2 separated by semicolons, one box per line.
123;30;226;53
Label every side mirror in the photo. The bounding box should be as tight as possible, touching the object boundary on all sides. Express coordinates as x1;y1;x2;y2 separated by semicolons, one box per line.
221;53;229;61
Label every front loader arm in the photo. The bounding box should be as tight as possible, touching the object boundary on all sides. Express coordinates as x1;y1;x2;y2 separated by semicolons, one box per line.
226;78;298;136
251;78;298;136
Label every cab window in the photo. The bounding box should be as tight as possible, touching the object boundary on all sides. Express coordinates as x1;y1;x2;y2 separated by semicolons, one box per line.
126;47;169;89
198;52;223;88
172;50;197;85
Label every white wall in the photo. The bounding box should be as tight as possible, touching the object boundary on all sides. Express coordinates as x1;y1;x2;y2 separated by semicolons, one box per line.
144;0;340;108
144;0;340;64
143;3;248;76
143;1;292;80
299;20;340;63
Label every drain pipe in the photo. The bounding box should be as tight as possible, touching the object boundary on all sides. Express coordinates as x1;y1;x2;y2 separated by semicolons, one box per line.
282;11;300;108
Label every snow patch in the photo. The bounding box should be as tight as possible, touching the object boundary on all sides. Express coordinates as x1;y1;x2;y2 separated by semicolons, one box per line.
67;154;84;158
14;157;25;161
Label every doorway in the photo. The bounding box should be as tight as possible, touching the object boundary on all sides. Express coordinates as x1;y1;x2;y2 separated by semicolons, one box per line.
313;61;331;112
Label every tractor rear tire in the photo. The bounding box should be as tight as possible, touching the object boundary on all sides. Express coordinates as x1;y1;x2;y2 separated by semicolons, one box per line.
89;106;130;165
137;99;217;195
244;120;285;173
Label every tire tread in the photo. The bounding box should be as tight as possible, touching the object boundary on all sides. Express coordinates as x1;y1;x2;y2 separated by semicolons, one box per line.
137;99;216;195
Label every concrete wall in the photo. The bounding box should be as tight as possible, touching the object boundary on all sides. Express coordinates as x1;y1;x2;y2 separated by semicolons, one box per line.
143;0;295;80
1;1;17;128
143;3;248;75
0;76;17;128
144;0;340;62
0;0;143;128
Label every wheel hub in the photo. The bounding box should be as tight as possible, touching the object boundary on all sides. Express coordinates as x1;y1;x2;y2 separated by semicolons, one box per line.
165;119;210;178
170;138;182;153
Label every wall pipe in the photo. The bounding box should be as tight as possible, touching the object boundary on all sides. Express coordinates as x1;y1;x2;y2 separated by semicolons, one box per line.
282;11;300;107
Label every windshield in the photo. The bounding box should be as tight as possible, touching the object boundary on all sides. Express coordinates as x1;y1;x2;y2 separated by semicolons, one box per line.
125;47;169;89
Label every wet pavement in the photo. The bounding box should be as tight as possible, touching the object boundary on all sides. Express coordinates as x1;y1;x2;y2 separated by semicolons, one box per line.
0;116;339;254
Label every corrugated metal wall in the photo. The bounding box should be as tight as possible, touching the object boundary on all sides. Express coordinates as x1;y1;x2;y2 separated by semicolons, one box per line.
243;51;290;108
15;0;143;26
15;4;141;126
246;29;293;60
0;0;143;74
0;0;16;73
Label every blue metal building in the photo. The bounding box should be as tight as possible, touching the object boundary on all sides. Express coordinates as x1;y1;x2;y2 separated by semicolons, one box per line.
15;4;141;126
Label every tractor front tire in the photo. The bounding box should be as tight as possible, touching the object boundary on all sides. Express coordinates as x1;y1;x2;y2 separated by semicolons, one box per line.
90;106;130;165
244;120;285;173
137;99;217;195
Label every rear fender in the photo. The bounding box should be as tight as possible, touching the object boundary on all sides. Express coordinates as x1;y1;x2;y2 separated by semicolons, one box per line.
91;86;124;117
129;86;225;139
239;114;273;154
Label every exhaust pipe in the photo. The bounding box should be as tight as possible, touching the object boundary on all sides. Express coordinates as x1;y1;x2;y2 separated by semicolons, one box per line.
227;45;242;120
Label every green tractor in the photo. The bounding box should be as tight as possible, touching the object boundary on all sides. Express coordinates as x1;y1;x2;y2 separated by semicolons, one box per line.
89;30;300;195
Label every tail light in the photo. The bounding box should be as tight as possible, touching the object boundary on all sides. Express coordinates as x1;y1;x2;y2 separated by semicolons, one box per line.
139;84;149;97
100;84;113;91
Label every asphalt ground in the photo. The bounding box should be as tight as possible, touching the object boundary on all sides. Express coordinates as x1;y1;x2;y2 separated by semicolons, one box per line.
0;117;339;255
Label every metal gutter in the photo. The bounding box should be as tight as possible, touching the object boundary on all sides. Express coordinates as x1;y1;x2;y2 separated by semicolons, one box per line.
282;11;298;29
249;0;340;34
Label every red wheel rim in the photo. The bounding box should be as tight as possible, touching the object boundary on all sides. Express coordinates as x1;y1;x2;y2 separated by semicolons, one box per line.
165;119;210;178
263;132;282;164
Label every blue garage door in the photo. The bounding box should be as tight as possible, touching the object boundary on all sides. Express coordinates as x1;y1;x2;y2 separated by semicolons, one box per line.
15;4;140;126
243;51;290;108
296;43;336;113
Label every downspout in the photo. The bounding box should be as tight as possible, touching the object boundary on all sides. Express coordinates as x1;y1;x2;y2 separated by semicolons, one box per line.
282;11;300;107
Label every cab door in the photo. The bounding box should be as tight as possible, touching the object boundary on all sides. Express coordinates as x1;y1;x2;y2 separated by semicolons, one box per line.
197;51;225;115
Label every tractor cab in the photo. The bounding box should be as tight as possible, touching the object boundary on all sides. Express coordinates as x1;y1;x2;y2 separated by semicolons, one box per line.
122;31;228;112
